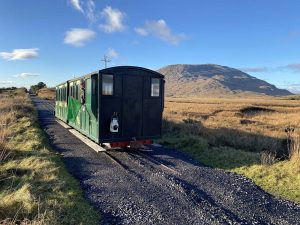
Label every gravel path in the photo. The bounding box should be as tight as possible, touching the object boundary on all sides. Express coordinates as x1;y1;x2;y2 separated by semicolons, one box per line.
32;96;300;225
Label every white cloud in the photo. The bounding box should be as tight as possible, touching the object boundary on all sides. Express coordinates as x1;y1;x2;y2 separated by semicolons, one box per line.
135;27;148;36
286;64;300;73
239;67;269;73
0;80;13;85
0;48;39;61
135;19;186;45
277;83;300;94
69;0;96;24
237;63;300;74
99;6;126;33
70;0;83;13
106;48;119;59
86;0;96;24
64;28;96;47
14;73;40;78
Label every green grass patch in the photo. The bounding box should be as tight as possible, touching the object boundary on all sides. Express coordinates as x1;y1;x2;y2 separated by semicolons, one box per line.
0;91;100;224
159;119;260;169
160;136;259;169
233;160;300;203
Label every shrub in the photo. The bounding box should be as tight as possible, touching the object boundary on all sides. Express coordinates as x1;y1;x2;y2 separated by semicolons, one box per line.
290;132;300;162
260;150;277;165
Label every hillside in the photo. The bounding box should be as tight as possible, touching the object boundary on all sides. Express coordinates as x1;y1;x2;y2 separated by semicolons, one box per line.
158;64;292;97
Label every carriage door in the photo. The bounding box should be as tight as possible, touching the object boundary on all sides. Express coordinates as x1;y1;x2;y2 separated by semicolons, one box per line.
85;75;99;141
122;75;143;138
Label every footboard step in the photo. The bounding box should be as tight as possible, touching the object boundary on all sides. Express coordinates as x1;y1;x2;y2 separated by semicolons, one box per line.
56;119;106;152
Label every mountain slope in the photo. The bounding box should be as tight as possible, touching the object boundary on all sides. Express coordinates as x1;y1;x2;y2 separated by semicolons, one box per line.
158;64;292;97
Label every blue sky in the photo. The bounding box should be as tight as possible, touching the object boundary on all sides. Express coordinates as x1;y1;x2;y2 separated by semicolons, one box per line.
0;0;300;93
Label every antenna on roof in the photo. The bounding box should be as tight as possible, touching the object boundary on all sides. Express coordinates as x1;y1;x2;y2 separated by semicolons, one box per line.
101;55;111;68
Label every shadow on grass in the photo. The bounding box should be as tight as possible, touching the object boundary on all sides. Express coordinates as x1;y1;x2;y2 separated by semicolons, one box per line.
159;119;288;170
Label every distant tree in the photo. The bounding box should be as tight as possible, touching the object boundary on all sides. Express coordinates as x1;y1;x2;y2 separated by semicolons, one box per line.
37;82;46;89
30;82;47;94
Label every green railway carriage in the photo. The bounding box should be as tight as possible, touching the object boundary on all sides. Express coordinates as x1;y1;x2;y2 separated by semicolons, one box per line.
55;82;68;122
55;66;165;147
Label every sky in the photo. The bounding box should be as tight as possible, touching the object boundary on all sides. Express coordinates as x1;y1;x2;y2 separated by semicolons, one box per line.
0;0;299;93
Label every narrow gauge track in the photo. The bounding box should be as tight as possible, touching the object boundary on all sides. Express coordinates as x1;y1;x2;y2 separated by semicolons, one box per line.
103;150;129;170
32;96;300;225
104;147;179;175
128;148;179;174
93;149;264;225
101;148;182;188
100;149;252;225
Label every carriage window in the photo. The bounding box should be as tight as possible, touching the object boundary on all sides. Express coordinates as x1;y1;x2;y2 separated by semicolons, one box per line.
151;78;160;97
102;74;113;96
76;85;79;100
92;76;98;115
65;87;67;101
63;87;66;101
75;85;78;100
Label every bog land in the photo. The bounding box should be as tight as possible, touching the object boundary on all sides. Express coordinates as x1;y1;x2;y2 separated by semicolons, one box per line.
161;97;300;203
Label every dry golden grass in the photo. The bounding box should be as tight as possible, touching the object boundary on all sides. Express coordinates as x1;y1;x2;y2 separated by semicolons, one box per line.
36;88;55;100
290;131;300;162
164;97;300;154
162;97;300;203
0;89;99;224
0;92;23;165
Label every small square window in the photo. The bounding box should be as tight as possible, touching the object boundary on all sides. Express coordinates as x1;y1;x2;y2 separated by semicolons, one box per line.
102;74;113;96
151;78;160;97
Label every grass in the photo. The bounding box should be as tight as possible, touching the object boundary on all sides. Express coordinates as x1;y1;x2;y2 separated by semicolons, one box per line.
0;89;99;224
234;160;300;203
160;119;260;169
282;95;300;100
37;88;55;100
160;97;300;203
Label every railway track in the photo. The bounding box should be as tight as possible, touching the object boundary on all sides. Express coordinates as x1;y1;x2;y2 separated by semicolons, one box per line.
128;148;179;174
32;97;55;113
103;150;129;170
97;149;255;225
42;100;55;112
103;147;178;178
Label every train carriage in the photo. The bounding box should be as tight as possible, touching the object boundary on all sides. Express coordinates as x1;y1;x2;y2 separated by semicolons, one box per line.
55;66;164;148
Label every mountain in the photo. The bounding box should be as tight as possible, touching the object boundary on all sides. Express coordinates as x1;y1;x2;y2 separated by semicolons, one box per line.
158;64;292;97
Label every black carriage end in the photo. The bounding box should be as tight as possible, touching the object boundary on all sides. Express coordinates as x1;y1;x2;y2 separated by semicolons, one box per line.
55;66;165;147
